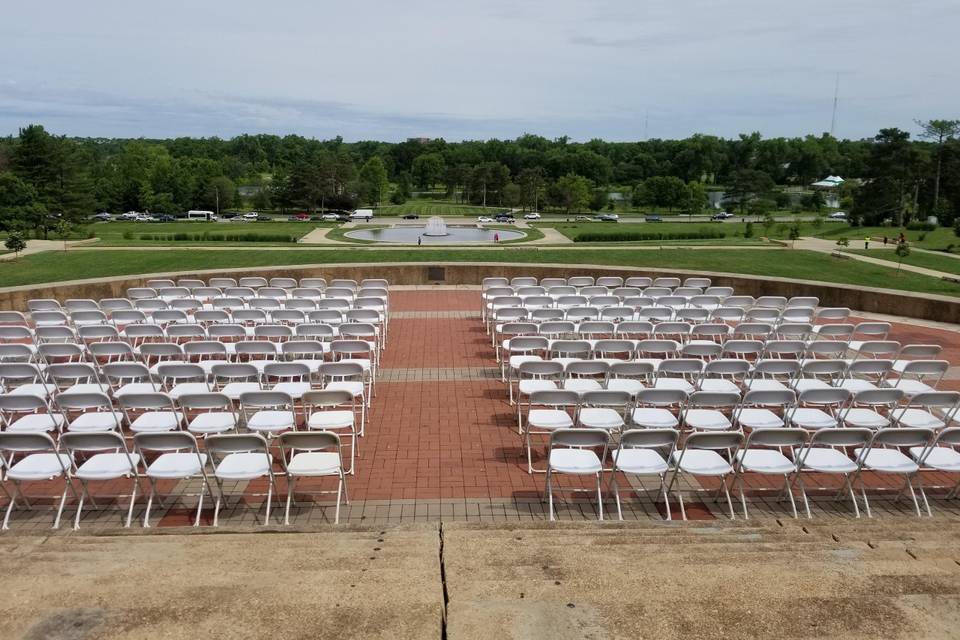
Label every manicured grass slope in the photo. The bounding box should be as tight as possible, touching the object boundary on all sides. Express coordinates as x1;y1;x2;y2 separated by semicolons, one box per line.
1;248;958;297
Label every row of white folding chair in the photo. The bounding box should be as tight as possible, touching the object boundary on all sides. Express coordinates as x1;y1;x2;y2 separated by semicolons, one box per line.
25;288;388;311
482;276;709;289
545;423;959;521
0;429;349;529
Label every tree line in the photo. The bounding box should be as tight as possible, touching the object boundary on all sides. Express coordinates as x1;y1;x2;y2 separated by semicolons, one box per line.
1;121;958;237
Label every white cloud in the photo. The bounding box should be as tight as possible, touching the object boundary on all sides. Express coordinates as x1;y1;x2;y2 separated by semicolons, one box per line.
1;0;957;141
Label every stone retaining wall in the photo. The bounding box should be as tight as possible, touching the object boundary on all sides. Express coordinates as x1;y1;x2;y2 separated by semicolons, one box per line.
1;261;956;323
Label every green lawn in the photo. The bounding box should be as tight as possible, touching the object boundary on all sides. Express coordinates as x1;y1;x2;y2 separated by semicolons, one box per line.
541;221;811;241
2;248;958;297
814;225;960;251
848;249;960;276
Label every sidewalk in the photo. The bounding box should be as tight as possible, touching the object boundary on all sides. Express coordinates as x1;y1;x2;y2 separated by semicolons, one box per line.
794;237;959;280
0;239;97;261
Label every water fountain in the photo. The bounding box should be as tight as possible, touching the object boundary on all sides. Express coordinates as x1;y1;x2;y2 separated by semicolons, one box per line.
422;216;449;236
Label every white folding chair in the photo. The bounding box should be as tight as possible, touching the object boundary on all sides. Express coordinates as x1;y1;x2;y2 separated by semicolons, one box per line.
734;428;808;518
0;432;75;529
61;431;141;529
134;431;213;527
609;428;679;520
667;430;744;520
854;428;935;517
795;427;873;518
545;428;609;521
205;433;277;526
278;431;348;525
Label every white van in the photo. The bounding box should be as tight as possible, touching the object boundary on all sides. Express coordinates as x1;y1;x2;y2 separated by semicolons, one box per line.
351;209;374;221
187;210;217;221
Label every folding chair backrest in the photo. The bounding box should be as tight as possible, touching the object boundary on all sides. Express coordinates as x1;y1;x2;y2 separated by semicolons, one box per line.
851;388;903;406
703;359;751;377
636;388;688;407
870;427;932;448
742;389;796;407
240;390;294;409
797;387;851;406
529;389;579;407
550;428;609;449
619;428;679;449
206;433;269;455
302;389;355;408
909;391;960;410
933;427;960;447
134;431;200;453
0;431;58;454
212;363;259;381
157;363;206;382
745;428;806;448
687;391;740;408
580;389;631;407
61;430;128;452
684;431;743;450
119;392;175;411
319;362;364;380
177;392;233;410
518;360;564;377
809;427;871;448
278;430;340;454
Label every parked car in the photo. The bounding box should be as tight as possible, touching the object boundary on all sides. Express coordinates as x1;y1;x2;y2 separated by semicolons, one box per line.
645;215;663;223
119;211;139;221
135;214;155;222
243;212;260;220
154;215;175;222
495;214;515;222
711;211;734;220
523;212;541;220
93;212;112;222
828;211;848;220
287;213;309;221
402;214;420;219
599;213;619;222
575;215;592;222
477;216;494;223
320;213;340;222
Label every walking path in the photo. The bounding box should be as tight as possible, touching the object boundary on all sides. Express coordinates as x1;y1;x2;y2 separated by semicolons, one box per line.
0;238;97;261
795;237;960;280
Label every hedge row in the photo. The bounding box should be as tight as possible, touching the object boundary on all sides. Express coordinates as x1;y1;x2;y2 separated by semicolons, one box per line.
574;230;727;243
138;233;296;243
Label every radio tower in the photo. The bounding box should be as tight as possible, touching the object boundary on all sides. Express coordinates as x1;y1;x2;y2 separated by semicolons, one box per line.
830;73;840;136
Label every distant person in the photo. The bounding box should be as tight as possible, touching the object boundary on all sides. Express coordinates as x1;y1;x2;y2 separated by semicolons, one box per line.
883;236;888;245
865;236;870;250
494;232;500;243
418;235;422;246
899;232;906;244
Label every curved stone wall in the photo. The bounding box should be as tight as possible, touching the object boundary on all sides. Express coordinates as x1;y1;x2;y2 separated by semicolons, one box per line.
1;261;957;323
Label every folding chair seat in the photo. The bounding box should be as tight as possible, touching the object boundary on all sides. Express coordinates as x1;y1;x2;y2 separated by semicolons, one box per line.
303;390;358;475
139;343;186;375
881;360;949;397
910;428;960;499
854;428;935;517
734;428;808;518
234;341;280;373
523;389;578;473
604;361;653;397
577;389;631;432
698;359;750;394
183;341;230;375
211;363;262;401
0;394;64;433
545;428;609;521
179;392;239;436
240;391;297;435
786;388;851;430
319;362;367;434
839;387;903;430
891;344;943;373
609;428;678;520
205;433;277;526
263;362;313;401
278;431;348;525
117;392;181;433
101;362;160;397
515;361;564;433
133;431;212;527
56;392;123;432
796;427;872;517
0;432;74;529
791;359;846;393
156;363;210;400
47;363;110;395
668;430;744;520
890;391;960;430
654;359;703;393
631;388;685;429
61;431;141;529
682;391;739;431
746;359;800;392
733;390;795;430
836;359;890;394
847;322;892;352
0;363;52;399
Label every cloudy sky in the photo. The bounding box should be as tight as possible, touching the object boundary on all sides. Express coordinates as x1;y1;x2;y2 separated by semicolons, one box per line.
2;0;957;142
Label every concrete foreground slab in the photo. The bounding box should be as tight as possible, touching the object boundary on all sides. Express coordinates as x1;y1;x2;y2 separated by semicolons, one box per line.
443;520;960;640
2;520;959;639
0;526;442;640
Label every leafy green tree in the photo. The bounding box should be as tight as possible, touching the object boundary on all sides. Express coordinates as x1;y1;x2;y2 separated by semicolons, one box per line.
549;174;591;214
744;222;754;238
916;119;960;209
853;128;929;226
774;191;791;209
4;232;26;257
683;181;707;219
788;222;801;247
358;156;389;207
411;153;445;190
588;188;608;212
639;176;687;211
517;167;545;211
0;172;45;233
725;169;775;214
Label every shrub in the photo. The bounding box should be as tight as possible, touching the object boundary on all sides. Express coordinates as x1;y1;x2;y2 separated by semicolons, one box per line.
574;230;726;243
906;222;936;232
744;222;754;238
122;230;134;240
